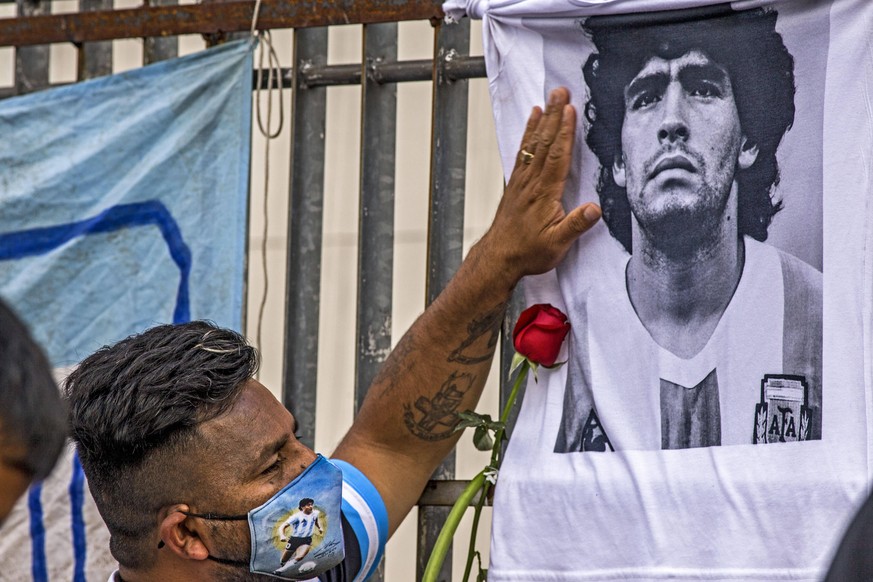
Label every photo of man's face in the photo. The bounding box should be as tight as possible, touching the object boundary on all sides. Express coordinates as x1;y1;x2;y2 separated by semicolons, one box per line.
615;51;757;255
546;4;827;453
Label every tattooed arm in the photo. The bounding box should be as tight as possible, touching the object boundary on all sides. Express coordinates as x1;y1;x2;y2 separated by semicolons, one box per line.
332;88;602;535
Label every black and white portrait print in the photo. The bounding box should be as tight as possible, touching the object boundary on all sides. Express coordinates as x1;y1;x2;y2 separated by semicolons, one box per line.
545;2;828;452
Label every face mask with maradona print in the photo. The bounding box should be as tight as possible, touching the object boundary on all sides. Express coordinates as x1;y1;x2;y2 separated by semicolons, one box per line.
182;454;345;579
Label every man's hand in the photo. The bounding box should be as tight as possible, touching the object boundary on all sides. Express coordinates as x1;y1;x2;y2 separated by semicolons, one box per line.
480;87;601;284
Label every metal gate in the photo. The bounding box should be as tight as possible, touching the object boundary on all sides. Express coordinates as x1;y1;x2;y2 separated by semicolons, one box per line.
0;2;524;579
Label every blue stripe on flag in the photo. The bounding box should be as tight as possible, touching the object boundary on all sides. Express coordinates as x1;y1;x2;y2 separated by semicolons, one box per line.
70;451;88;582
0;201;192;323
28;484;47;582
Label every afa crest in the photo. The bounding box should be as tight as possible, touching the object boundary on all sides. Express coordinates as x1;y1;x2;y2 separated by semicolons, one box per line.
753;375;811;444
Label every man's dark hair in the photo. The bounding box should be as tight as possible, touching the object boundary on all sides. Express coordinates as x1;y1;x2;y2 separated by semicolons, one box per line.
0;299;66;481
299;497;314;510
64;321;259;568
582;6;796;253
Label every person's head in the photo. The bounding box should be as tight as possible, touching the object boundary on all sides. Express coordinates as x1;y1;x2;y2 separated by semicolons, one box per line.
0;299;66;525
582;7;795;254
298;498;314;513
65;321;316;580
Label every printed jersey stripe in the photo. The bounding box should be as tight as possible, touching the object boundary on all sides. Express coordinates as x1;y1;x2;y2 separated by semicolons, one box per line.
28;484;48;582
70;452;88;582
330;460;388;582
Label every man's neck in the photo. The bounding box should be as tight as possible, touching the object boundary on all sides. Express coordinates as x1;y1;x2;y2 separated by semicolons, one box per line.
627;230;744;359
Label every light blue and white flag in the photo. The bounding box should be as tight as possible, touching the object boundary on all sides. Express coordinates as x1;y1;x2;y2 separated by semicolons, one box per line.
0;38;254;581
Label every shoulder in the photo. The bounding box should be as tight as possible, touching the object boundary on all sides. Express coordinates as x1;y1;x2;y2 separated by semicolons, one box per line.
776;248;822;295
775;248;823;323
330;459;389;582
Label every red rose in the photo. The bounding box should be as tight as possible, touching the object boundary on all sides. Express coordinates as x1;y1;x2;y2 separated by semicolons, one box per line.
512;304;570;367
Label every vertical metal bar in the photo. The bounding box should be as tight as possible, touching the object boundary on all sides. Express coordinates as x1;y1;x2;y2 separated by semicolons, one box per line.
418;18;471;582
143;0;178;64
78;0;112;80
355;23;398;412
14;0;48;96
282;27;328;449
354;24;398;582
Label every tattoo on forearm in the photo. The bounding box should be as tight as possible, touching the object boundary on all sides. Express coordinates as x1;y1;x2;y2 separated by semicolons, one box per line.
448;304;506;365
403;371;475;441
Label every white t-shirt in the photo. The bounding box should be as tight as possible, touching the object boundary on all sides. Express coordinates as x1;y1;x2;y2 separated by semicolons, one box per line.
556;237;820;451
443;0;873;579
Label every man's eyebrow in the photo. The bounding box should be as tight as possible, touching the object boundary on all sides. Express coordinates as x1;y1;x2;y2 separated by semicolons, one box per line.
678;62;730;87
625;71;669;100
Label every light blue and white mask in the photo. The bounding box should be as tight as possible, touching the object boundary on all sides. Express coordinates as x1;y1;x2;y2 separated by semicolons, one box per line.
180;454;345;580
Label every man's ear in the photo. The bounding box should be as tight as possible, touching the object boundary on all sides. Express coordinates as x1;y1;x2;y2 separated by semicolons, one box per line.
612;155;627;187
158;505;209;561
738;138;759;170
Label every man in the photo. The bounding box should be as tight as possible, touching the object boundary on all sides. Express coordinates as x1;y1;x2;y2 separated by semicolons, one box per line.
556;7;822;452
0;298;67;524
65;88;603;581
274;498;323;573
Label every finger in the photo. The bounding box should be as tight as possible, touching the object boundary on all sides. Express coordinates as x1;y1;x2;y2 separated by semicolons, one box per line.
555;203;602;247
539;104;577;193
528;88;571;174
512;106;543;174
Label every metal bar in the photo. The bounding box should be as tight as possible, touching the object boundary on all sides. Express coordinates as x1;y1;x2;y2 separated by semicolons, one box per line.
78;0;112;81
0;0;444;48
143;0;178;64
0;56;487;99
14;0;48;95
354;25;398;581
418;480;491;507
418;18;471;582
354;22;397;413
282;27;328;450
300;56;486;88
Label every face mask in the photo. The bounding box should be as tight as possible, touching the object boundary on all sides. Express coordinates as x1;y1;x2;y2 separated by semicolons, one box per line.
181;454;345;580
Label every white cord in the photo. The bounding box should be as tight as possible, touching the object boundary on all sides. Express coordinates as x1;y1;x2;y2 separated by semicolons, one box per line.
250;0;285;363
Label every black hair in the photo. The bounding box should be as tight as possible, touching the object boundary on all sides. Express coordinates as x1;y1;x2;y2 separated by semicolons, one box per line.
299;497;314;510
0;299;66;481
582;6;795;253
64;320;259;568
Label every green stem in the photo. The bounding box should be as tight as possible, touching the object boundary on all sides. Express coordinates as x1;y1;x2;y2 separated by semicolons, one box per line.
422;471;487;582
461;482;491;582
489;363;529;467
500;362;529;425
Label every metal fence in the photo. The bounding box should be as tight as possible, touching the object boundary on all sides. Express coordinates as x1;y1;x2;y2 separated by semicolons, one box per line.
0;1;525;579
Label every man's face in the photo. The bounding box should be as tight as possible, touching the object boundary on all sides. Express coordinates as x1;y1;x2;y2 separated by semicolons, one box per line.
612;50;758;251
301;503;314;515
189;380;317;581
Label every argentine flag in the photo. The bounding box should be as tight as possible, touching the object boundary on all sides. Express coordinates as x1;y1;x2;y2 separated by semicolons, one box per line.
0;39;254;581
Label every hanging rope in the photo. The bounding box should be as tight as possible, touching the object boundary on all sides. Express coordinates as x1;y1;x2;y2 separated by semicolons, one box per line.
250;0;285;365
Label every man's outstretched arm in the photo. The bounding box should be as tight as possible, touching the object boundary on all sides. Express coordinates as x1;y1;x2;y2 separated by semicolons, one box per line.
332;88;601;534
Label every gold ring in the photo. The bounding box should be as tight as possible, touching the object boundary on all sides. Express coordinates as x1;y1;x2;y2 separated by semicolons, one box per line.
520;149;535;164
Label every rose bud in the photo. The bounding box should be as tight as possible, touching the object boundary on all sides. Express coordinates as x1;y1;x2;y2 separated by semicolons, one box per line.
512;304;570;367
